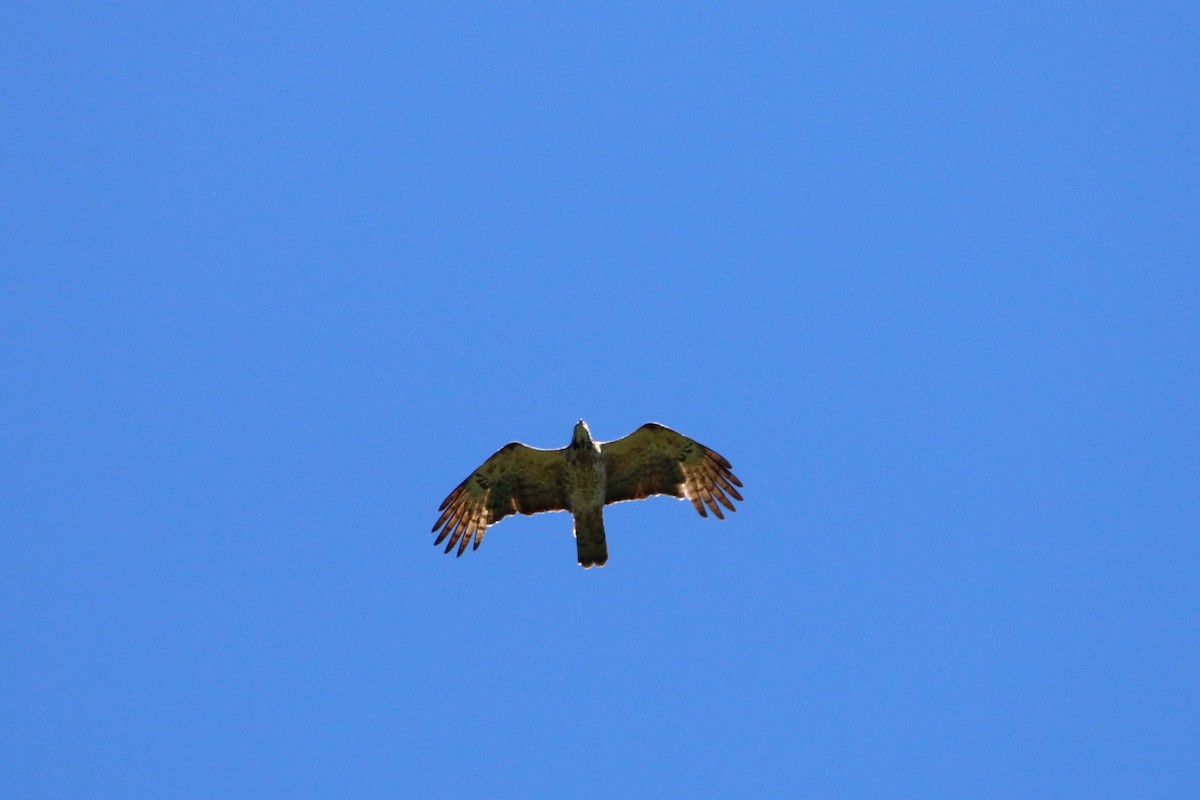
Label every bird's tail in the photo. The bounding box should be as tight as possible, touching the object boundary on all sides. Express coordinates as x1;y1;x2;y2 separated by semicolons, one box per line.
573;507;608;569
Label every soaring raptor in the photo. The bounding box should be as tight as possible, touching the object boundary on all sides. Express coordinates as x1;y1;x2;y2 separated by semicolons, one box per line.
432;421;743;568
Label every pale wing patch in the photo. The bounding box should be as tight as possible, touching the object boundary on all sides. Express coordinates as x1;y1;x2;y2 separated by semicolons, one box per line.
432;477;493;555
680;451;743;519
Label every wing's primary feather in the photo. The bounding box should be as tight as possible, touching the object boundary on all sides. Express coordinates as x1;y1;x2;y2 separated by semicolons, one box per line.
432;442;569;556
600;423;743;517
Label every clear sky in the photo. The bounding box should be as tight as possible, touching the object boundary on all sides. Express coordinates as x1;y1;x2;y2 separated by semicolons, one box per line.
3;3;1197;798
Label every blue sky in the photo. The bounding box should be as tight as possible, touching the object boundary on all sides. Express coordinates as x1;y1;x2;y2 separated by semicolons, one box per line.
3;3;1197;798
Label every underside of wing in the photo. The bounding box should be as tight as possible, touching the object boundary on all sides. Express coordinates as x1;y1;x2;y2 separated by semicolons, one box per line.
600;423;743;518
432;442;569;556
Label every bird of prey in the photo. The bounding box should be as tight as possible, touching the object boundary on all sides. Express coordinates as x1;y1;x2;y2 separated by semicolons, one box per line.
432;420;743;568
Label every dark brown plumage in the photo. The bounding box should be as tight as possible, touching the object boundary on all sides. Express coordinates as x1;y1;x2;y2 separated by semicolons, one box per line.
432;421;743;567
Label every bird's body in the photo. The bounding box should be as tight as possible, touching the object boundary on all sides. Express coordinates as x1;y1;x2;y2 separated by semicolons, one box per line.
563;421;609;567
432;420;742;568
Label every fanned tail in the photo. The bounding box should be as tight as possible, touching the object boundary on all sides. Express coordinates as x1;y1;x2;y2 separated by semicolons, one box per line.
573;507;608;569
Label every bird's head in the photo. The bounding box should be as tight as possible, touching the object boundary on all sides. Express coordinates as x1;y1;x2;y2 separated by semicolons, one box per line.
571;419;593;447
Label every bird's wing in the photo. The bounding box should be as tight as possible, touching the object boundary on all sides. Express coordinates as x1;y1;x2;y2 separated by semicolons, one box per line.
600;423;743;518
432;442;569;556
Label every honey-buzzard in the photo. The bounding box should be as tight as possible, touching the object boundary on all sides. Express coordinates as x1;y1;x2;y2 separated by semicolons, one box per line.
432;421;742;568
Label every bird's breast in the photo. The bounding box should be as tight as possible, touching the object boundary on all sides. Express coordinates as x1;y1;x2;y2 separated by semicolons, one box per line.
564;449;606;510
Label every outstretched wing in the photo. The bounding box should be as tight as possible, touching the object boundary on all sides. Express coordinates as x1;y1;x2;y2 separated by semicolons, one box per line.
601;423;743;518
432;443;569;556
